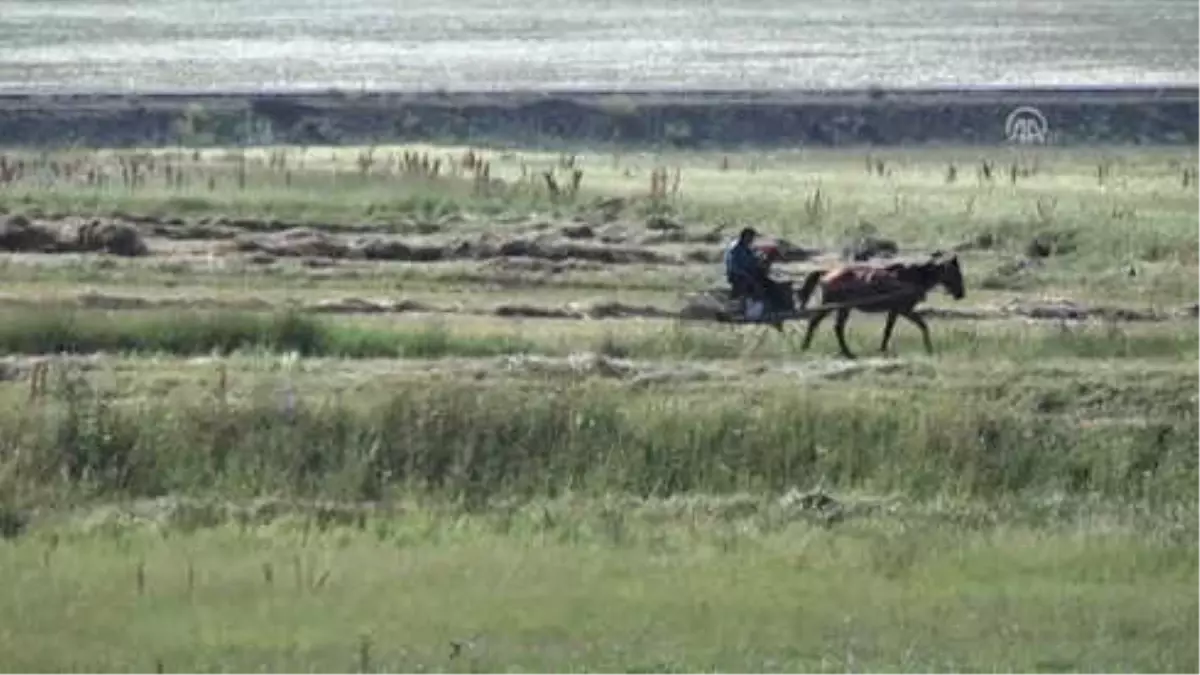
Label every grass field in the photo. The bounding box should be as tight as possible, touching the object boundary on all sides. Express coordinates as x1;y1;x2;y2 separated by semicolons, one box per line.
0;139;1196;672
2;0;1197;92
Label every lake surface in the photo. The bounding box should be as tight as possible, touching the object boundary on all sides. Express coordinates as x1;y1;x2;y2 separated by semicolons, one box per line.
1;0;1196;92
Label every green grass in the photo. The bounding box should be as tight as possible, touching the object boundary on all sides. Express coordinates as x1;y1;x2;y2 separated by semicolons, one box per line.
0;308;535;359
1;143;1196;308
1;365;1193;507
0;501;1195;673
0;141;1195;673
0;306;1194;363
4;144;1197;251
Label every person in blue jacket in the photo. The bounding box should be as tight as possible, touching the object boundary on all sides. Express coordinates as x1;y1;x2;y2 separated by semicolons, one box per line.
724;226;785;311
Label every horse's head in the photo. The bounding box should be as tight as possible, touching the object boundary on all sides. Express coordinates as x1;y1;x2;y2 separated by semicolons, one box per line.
930;251;966;300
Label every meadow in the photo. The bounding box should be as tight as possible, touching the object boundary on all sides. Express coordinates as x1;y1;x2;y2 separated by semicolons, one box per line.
0;139;1196;672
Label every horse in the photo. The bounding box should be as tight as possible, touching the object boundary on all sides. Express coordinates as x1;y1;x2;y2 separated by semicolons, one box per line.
792;252;966;359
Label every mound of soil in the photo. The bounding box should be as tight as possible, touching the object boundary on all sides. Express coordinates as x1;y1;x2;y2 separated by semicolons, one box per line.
569;300;675;320
482;257;607;275
75;291;154;310
492;304;577;319
305;297;435;314
235;229;681;265
356;237;446;261
502;352;717;388
639;227;726;246
0;215;150;256
677;290;730;321
917;307;998;321
490;299;674;320
1001;299;1168;322
236;228;349;258
490;238;676;265
502;352;636;379
149;221;244;240
0;215;58;252
62;220;150;257
559;223;596;240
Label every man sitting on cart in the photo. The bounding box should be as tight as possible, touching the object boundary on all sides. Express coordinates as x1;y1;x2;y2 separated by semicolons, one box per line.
724;227;788;315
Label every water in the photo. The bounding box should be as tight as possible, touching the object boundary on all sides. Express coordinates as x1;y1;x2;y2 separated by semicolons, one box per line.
1;0;1196;92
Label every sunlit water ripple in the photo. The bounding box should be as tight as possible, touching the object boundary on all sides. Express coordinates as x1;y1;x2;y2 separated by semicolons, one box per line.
1;0;1196;92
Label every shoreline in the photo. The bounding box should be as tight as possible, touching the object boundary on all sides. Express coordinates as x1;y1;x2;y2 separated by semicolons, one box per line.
0;85;1195;148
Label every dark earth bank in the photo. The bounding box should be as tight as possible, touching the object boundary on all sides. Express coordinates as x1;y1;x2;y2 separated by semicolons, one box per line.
0;87;1196;149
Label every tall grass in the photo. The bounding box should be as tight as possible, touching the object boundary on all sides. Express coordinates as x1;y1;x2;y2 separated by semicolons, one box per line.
0;146;587;227
2;375;1194;509
0;307;1194;362
0;308;534;358
2;145;1195;262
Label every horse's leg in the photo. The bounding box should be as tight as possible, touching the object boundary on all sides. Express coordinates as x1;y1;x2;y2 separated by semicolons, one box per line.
900;309;934;354
800;310;830;351
879;311;899;353
833;308;857;360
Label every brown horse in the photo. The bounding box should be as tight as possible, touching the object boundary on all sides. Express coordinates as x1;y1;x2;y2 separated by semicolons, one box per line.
793;252;966;359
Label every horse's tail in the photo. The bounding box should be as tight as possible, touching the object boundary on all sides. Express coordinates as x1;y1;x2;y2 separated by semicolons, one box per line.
795;270;824;309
